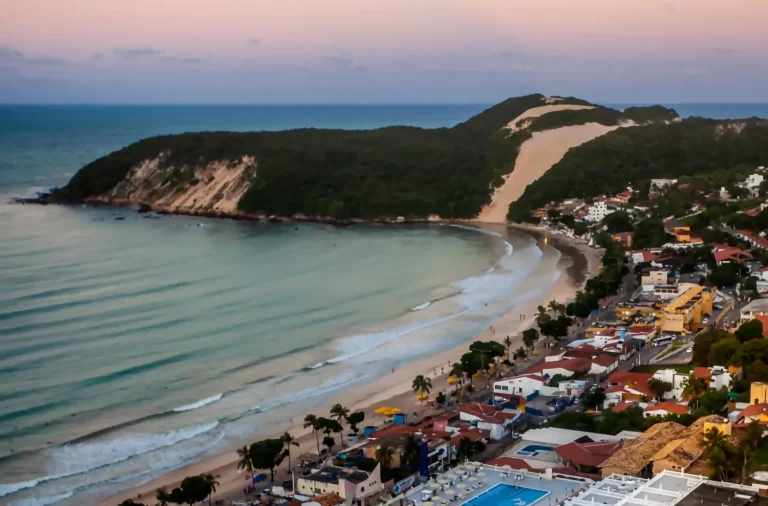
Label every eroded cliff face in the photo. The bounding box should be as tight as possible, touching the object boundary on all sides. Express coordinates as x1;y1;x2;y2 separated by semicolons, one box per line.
92;155;257;214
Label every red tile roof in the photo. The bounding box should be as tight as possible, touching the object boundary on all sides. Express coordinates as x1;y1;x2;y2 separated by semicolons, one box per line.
593;354;619;367
554;441;623;468
607;371;654;398
637;251;659;263
527;358;592;375
713;247;753;264
459;403;516;425
644;402;689;415
754;315;768;337
628;324;656;334
739;403;768;419
448;428;488;446
609;401;637;412
739;230;768;249
693;367;712;379
485;457;538;471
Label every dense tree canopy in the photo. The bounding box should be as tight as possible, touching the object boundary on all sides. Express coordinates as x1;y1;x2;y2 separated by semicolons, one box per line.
48;95;676;220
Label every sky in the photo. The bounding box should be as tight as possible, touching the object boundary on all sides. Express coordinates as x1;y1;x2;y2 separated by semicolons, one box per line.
1;0;768;104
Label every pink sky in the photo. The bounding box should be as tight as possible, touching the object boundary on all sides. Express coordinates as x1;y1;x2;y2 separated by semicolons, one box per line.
1;0;767;102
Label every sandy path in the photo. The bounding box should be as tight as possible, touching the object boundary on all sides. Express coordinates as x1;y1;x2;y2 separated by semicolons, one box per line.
505;104;594;132
96;230;601;506
478;122;621;224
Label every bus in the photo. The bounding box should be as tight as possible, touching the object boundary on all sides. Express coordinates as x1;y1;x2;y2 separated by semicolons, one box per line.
653;335;674;347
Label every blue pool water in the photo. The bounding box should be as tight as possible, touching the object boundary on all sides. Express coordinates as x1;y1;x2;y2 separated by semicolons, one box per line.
515;444;555;456
465;484;548;506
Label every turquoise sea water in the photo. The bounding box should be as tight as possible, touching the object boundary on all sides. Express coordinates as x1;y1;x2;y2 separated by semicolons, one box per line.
0;102;765;506
0;104;557;506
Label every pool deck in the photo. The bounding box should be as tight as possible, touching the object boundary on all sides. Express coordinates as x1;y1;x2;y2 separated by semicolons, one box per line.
395;464;591;506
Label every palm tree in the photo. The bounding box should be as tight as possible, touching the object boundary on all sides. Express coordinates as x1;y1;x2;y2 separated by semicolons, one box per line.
412;375;432;408
402;435;422;470
375;444;395;469
535;305;549;323
548;300;566;315
502;336;512;358
203;473;220;505
522;330;537;351
281;431;300;470
303;414;322;454
450;363;464;385
236;445;254;480
330;403;350;445
701;427;730;455
682;373;707;403
155;489;171;506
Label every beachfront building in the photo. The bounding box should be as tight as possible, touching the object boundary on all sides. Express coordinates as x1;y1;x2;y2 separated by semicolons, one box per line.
587;201;616;222
295;465;382;506
658;283;713;334
492;373;553;400
640;268;668;290
527;358;592;378
458;403;518;440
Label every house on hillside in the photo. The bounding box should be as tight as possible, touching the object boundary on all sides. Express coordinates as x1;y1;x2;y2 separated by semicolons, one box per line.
643;402;689;418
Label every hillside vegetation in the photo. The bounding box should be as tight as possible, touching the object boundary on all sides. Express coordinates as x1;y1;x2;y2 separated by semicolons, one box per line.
50;95;676;219
508;118;768;221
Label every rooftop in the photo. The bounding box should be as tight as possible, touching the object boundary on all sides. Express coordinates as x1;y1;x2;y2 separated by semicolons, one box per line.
676;483;768;506
522;427;633;446
303;466;371;485
644;402;689;415
742;299;768;314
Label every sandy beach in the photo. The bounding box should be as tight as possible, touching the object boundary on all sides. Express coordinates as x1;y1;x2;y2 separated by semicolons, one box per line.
98;225;602;506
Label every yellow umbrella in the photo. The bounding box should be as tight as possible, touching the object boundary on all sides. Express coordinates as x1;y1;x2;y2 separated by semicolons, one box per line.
374;406;391;414
387;408;402;415
417;393;428;400
446;377;456;384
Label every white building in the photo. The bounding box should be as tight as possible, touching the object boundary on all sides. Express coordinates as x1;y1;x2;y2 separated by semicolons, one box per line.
587;201;615;222
652;368;689;400
492;374;554;399
458;403;518;440
746;173;764;189
296;464;382;503
740;298;768;324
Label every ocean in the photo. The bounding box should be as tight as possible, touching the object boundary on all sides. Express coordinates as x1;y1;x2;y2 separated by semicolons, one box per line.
0;102;764;506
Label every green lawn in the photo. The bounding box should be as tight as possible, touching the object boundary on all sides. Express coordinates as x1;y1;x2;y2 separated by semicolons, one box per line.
631;364;693;374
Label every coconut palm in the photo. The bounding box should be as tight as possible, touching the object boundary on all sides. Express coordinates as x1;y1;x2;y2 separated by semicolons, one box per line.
203;473;220;505
281;431;300;470
682;373;707;403
522;329;538;350
375;444;395;469
450;362;464;385
701;427;730;455
412;375;432;408
303;414;323;454
535;305;549;323
236;445;254;480
155;489;171;506
548;300;566;315
330;403;350;445
502;336;512;358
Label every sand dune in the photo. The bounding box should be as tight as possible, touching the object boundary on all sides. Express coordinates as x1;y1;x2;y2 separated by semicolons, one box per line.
505;104;594;132
478;121;622;223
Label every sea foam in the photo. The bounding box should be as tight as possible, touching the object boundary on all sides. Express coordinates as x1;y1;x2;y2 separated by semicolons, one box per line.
173;393;224;412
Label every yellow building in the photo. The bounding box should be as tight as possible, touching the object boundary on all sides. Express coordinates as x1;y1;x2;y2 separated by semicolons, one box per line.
615;303;660;321
670;226;695;243
659;284;713;334
750;382;768;405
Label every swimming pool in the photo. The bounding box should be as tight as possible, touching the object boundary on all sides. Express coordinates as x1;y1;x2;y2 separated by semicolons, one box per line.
515;444;554;457
463;484;548;506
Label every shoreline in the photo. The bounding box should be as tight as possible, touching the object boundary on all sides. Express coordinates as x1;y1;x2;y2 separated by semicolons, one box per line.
94;223;602;506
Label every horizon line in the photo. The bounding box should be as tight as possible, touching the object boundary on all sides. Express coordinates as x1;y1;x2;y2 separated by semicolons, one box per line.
2;101;768;107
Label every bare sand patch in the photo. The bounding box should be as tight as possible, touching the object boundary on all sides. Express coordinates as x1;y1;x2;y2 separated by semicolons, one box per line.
505;104;595;132
478;122;622;223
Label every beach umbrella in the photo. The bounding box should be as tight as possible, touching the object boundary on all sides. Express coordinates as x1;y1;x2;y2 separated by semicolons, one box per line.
429;482;441;489
477;471;487;476
417;393;428;400
457;484;467;489
374;406;391;414
438;479;449;485
444;490;456;497
424;502;433;506
388;407;402;414
446;377;456;384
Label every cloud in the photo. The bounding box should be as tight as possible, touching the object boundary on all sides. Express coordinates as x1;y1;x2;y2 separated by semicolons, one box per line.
112;47;164;60
110;47;205;64
246;38;261;46
0;45;67;65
